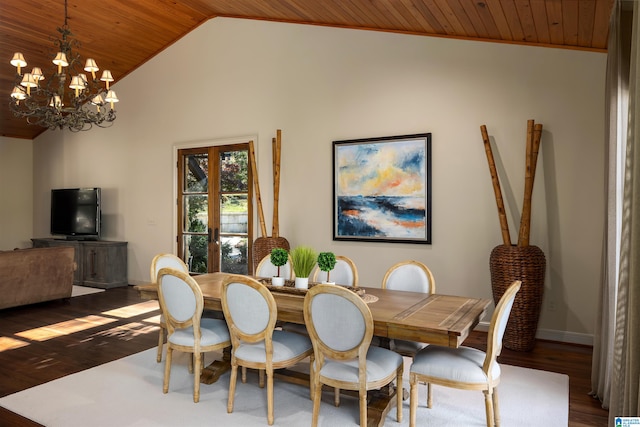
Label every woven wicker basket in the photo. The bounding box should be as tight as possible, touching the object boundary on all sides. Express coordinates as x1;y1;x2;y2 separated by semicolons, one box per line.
489;244;546;351
252;237;290;275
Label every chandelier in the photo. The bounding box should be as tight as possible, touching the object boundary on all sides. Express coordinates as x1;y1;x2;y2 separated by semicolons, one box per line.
9;0;119;132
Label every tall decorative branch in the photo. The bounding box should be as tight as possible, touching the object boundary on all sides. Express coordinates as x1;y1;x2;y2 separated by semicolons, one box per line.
480;125;511;246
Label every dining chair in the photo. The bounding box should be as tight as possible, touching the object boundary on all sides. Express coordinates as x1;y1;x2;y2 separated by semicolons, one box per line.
311;255;359;286
283;255;359;337
221;274;314;426
409;280;522;427
255;253;295;280
150;253;190;363
303;284;403;427
381;260;436;357
156;268;231;403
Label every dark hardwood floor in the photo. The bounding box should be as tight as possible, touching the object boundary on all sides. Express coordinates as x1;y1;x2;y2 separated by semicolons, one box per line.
0;286;608;426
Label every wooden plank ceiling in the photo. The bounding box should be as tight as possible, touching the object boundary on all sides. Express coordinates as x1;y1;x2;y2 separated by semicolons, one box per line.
1;0;614;140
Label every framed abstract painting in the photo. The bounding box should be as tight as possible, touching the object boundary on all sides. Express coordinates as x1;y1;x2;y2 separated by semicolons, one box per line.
333;133;432;244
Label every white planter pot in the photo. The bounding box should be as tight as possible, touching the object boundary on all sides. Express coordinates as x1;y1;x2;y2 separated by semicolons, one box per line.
294;277;309;289
271;277;285;287
322;281;335;285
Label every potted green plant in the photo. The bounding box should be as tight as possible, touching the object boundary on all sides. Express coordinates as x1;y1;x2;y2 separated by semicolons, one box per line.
290;245;317;289
270;248;288;286
317;252;337;284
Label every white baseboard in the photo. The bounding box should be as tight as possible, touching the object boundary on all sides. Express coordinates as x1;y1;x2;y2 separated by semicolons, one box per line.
475;321;593;346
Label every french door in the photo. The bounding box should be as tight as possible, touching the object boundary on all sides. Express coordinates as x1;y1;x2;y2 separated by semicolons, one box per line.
177;143;252;274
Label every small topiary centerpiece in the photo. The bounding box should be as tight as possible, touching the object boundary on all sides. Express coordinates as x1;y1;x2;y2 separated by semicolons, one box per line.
317;252;337;283
270;248;289;278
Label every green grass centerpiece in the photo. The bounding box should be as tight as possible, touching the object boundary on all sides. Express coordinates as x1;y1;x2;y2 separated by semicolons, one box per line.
290;245;317;280
317;252;337;283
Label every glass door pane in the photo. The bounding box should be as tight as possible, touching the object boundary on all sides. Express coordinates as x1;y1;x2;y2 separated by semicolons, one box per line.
219;149;249;274
181;153;209;273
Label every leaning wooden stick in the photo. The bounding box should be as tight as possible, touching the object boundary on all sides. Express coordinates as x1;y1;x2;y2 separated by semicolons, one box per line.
518;120;538;247
481;125;511;246
530;123;543;186
272;129;282;238
248;140;267;237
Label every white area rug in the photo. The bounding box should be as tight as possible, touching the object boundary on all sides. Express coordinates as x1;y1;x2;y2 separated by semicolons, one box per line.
71;285;105;297
0;348;568;426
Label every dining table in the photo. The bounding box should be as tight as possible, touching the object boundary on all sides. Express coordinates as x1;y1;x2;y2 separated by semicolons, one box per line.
135;272;491;427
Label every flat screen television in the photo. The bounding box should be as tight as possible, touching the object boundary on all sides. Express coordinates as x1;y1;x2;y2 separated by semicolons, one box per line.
50;188;101;240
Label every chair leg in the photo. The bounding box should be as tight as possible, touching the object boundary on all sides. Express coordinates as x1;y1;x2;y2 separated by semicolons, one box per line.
242;366;247;383
483;389;495;427
358;387;367;427
427;382;433;408
396;367;403;422
267;368;274;425
409;375;418;427
163;347;173;394
259;369;265;388
308;354;315;400
311;381;322;427
193;351;201;403
493;387;501;427
156;326;164;362
188;353;194;374
334;387;340;406
227;363;238;414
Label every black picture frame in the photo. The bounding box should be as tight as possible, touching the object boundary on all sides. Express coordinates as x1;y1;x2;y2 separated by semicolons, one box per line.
333;133;432;244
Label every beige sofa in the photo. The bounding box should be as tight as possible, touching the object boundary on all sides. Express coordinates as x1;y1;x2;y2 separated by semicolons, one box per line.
0;246;76;310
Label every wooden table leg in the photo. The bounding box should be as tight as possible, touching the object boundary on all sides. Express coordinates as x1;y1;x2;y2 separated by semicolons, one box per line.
200;346;231;384
366;384;403;427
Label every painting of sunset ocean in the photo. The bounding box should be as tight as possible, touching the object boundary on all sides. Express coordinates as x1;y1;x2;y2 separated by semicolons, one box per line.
333;134;431;243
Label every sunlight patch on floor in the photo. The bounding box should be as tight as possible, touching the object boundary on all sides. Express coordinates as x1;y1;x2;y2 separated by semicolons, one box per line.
94;322;160;341
4;300;162;350
143;314;161;324
102;300;159;318
15;315;118;341
0;336;30;351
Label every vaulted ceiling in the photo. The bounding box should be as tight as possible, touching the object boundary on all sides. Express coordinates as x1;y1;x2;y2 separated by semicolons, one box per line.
1;0;614;140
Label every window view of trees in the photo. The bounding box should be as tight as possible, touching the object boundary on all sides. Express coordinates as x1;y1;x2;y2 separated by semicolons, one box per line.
219;149;249;274
182;148;249;274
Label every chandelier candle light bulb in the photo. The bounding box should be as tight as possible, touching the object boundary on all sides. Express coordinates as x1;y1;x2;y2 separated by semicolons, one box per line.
20;73;37;95
10;53;26;75
101;70;114;90
30;68;44;84
8;0;119;131
84;59;98;79
11;86;26;102
50;95;62;109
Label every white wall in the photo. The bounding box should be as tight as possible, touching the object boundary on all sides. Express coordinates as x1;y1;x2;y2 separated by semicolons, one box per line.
0;136;33;249
30;18;605;342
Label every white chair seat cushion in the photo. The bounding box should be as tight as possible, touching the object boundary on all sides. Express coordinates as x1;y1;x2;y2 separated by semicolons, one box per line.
235;330;312;363
320;346;403;383
167;318;230;347
410;345;500;384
